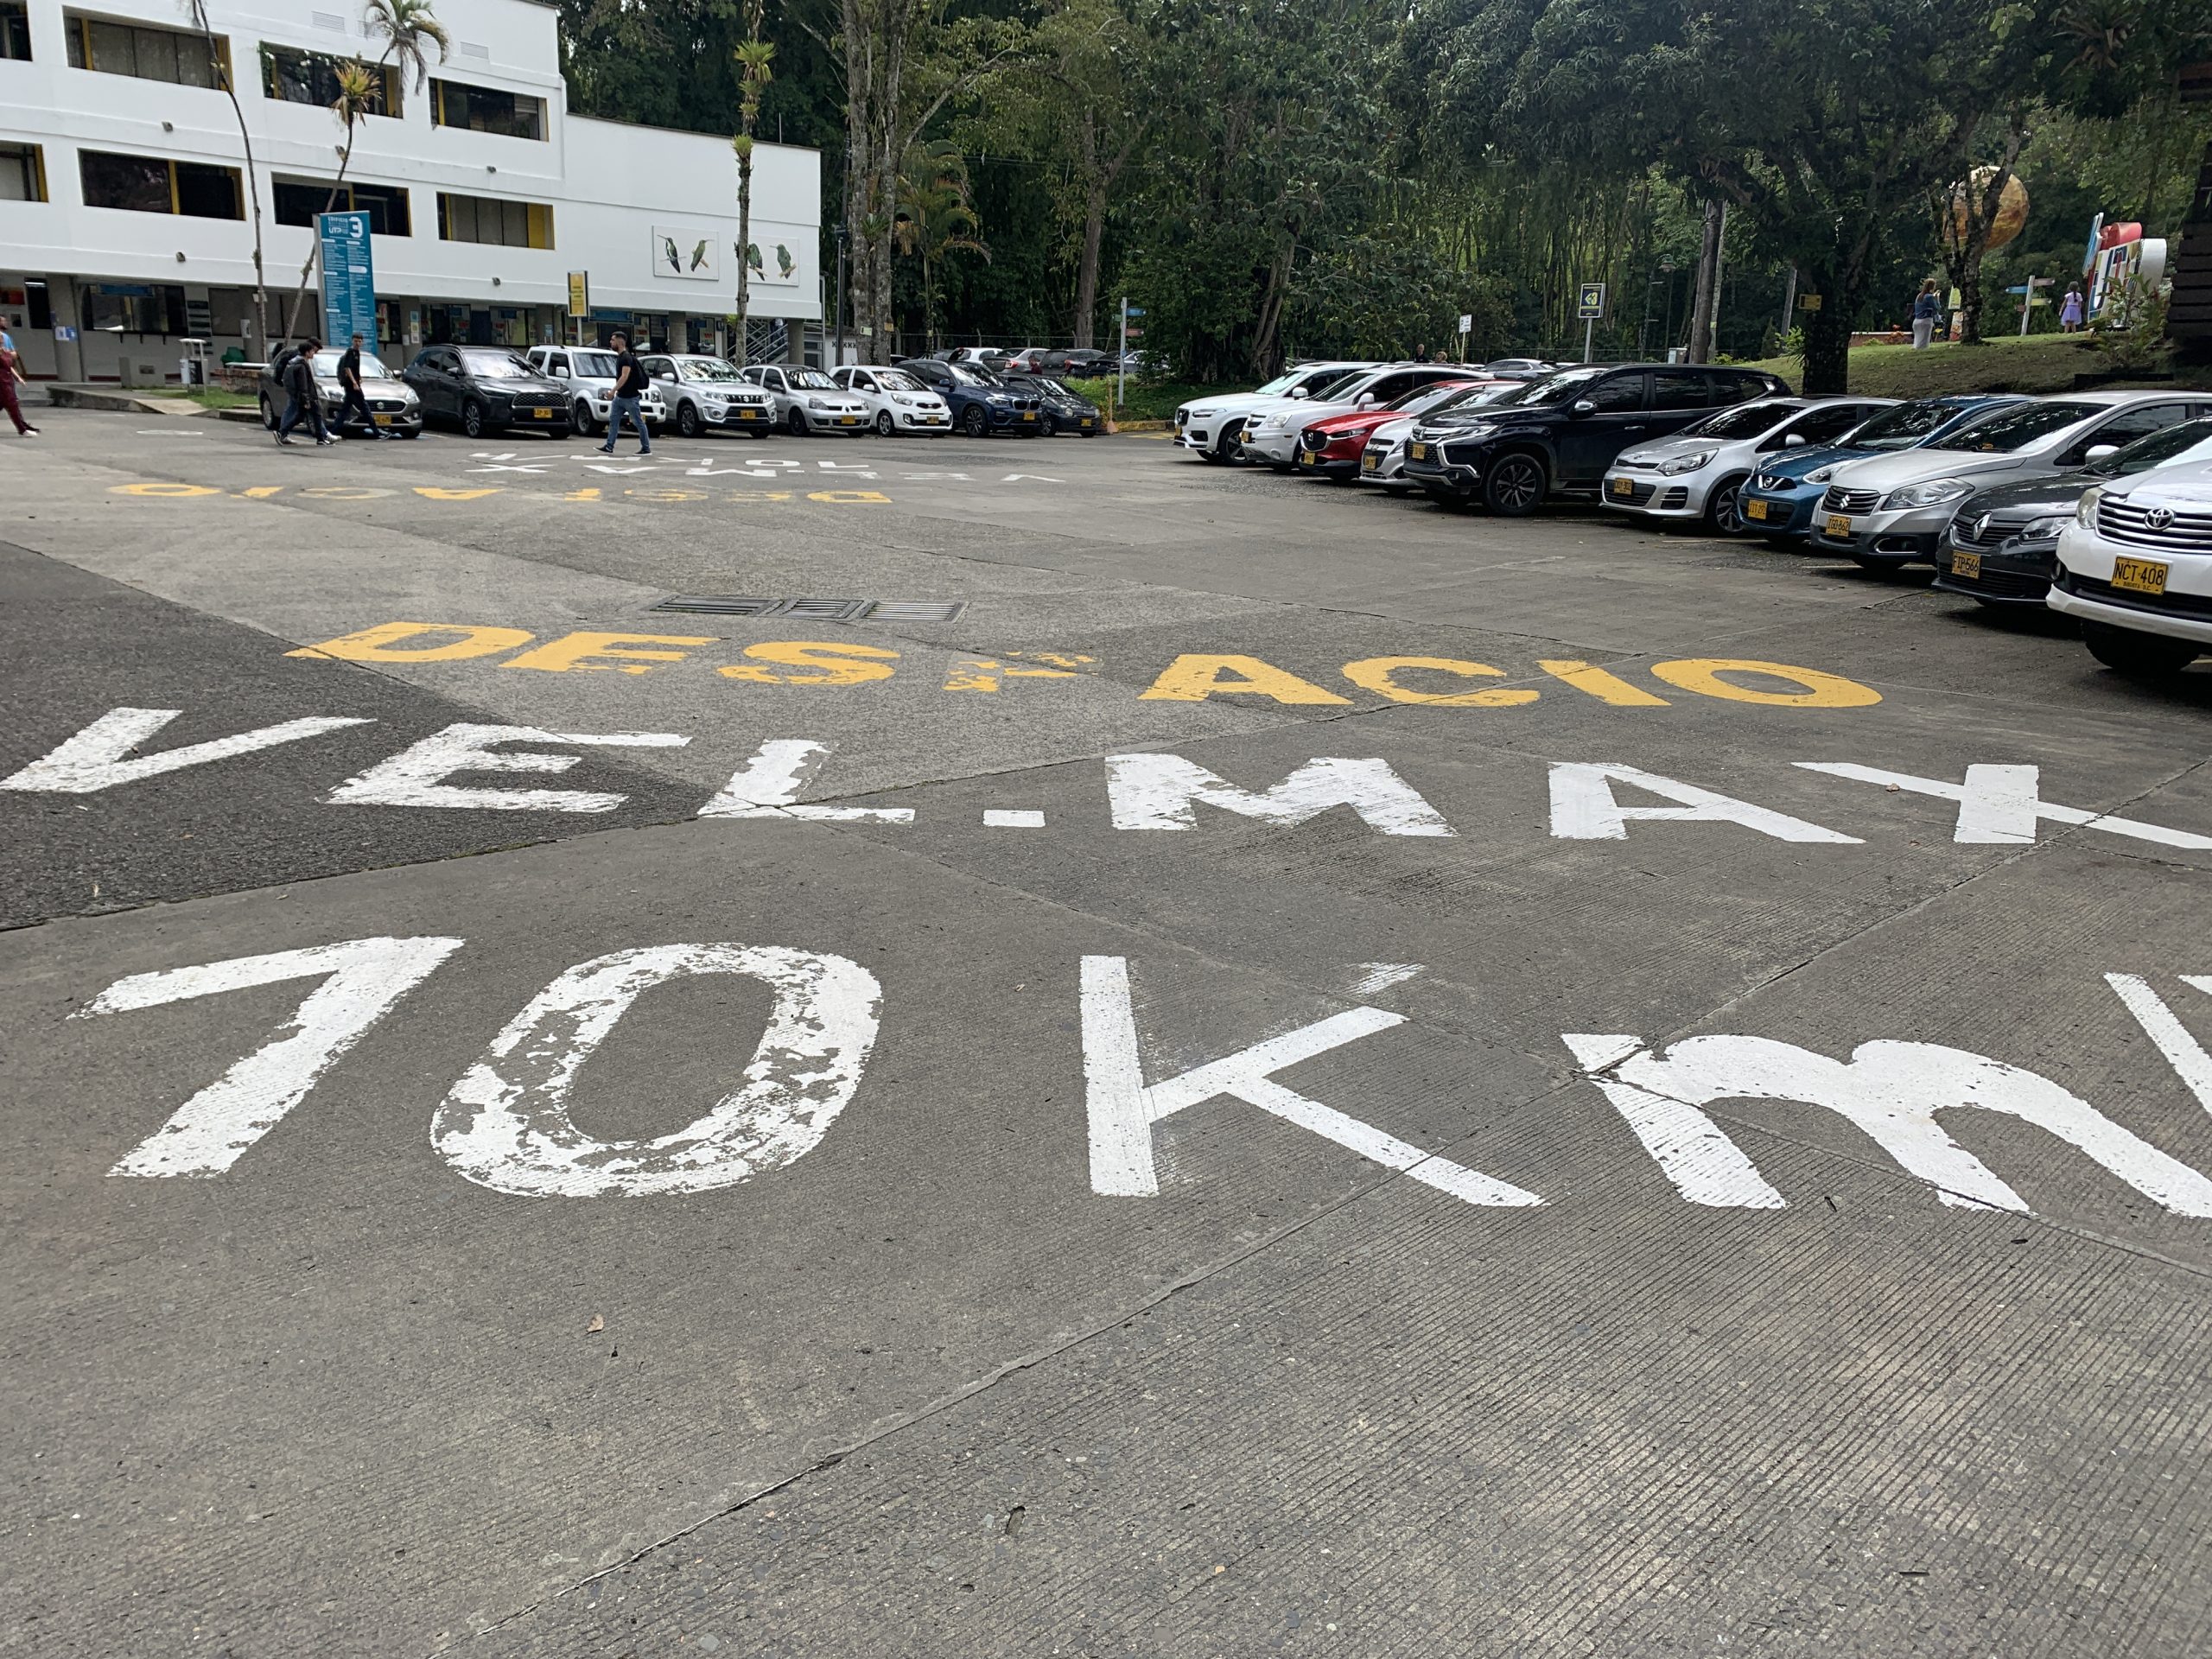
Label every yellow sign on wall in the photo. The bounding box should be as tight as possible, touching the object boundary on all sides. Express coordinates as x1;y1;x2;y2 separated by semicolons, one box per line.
566;271;589;318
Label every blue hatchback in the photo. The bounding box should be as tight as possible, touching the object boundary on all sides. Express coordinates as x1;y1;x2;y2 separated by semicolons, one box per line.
1738;393;2024;541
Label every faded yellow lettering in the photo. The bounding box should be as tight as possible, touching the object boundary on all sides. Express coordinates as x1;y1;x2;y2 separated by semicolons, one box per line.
719;641;900;686
111;482;219;498
1537;659;1670;707
1649;658;1881;709
414;486;501;501
236;486;283;499
300;486;393;500
562;487;603;502
626;488;707;503
807;490;891;505
724;491;795;503
943;655;1087;693
1138;653;1351;705
500;631;719;675
287;621;537;662
1342;656;1536;708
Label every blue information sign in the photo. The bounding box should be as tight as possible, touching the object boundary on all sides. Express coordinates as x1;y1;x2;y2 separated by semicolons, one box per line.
318;211;378;350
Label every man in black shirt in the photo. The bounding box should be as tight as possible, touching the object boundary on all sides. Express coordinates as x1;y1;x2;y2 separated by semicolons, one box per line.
601;330;652;455
334;333;385;439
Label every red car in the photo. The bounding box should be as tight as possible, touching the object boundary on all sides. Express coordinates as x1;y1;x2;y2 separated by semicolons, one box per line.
1294;378;1504;480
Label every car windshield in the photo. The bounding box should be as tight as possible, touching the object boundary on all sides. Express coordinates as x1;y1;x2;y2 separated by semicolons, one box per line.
2105;417;2212;475
1300;369;1366;400
785;369;838;390
1496;366;1609;407
874;370;925;392
569;351;616;378
458;351;536;379
1392;380;1479;415
315;351;391;378
949;364;1003;386
682;359;743;382
1683;400;1804;440
1840;399;1980;449
1927;401;2100;453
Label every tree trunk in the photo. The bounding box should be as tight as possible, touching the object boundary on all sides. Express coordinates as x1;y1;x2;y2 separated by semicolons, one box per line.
1688;195;1721;363
283;128;359;344
735;147;753;365
1799;286;1850;394
1074;183;1105;350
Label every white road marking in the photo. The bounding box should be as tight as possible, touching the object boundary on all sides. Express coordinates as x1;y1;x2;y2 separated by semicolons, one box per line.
0;707;372;794
1348;963;1423;996
1796;761;2212;849
1080;956;1539;1205
1564;1032;2212;1215
1106;753;1454;836
326;722;687;811
433;943;880;1198
983;809;1046;828
2107;973;2212;1117
86;937;465;1177
1549;761;1859;842
697;739;914;823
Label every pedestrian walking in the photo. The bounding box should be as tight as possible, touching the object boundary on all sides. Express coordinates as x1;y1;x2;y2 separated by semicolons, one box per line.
335;332;385;439
275;338;334;446
0;327;37;437
601;330;652;456
2059;283;2085;333
1910;280;1942;350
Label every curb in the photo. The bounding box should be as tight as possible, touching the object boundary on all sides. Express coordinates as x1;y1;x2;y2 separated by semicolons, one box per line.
42;385;188;416
1113;419;1171;432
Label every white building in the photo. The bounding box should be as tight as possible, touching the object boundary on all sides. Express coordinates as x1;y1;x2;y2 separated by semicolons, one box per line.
0;0;822;380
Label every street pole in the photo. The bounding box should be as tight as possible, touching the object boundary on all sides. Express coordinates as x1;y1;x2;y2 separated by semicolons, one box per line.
1583;314;1594;364
1707;200;1730;352
1117;296;1128;410
832;223;848;368
1779;265;1797;334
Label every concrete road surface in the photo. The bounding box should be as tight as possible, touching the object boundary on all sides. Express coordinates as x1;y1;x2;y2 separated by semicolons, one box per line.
3;405;2211;1656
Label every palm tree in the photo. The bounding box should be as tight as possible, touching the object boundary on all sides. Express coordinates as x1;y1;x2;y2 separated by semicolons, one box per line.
730;3;775;367
893;142;988;355
281;0;450;344
185;0;269;358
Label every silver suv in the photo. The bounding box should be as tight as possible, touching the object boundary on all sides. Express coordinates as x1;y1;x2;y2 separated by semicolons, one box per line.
639;353;778;438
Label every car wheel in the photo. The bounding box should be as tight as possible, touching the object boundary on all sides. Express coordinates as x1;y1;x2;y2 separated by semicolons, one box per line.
1706;474;1751;537
677;403;702;439
962;404;989;438
573;401;598;436
1483;453;1547;516
787;406;809;437
2082;623;2201;679
875;410;894;437
259;393;277;430
1211;428;1243;463
461;399;486;439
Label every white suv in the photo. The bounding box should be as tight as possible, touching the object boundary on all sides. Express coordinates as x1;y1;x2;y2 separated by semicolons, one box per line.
1173;362;1377;463
740;363;872;435
830;365;952;435
2049;458;2212;678
527;346;667;437
638;353;776;438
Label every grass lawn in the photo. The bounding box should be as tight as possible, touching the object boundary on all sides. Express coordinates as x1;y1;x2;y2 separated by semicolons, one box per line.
183;387;257;410
1737;332;2209;397
1065;376;1219;423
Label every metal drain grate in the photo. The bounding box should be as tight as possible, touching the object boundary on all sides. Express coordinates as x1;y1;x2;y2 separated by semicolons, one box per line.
649;595;968;622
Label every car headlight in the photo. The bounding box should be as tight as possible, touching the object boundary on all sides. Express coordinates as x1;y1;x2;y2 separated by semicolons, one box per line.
2075;486;2103;529
1453;423;1498;442
1657;450;1717;475
2018;515;2070;541
1882;478;1973;510
808;397;829;410
1187;406;1216;419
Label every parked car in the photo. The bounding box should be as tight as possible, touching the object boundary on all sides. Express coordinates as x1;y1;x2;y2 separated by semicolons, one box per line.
1482;358;1554;379
1173;362;1378;463
829;364;953;435
1296;378;1499;480
2048;458;2212;677
936;346;1012;372
1055;349;1117;379
402;346;572;438
1935;417;2212;607
1358;383;1519;487
1808;391;2212;570
636;352;775;437
525;346;669;437
1402;363;1789;515
1001;371;1103;435
258;346;421;438
1243;363;1484;470
896;357;1046;436
1001;347;1059;373
1736;393;2024;541
1599;397;1892;535
737;363;873;435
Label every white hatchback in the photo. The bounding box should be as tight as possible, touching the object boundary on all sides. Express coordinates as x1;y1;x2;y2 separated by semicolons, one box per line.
1601;397;1892;535
2049;458;2212;677
740;363;873;435
830;365;953;435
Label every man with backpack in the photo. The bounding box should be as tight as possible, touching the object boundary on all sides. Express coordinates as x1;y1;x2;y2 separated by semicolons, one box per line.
600;330;652;456
275;337;333;446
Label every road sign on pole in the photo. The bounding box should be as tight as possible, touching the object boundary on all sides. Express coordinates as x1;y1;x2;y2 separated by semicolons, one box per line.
1576;283;1606;318
318;212;377;352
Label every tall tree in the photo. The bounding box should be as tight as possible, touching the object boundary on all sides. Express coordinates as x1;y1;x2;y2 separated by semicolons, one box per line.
732;0;776;366
893;140;989;348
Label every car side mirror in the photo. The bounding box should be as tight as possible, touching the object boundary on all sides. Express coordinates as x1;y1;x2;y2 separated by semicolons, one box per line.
1356;392;1376;409
2083;443;2120;463
1781;430;1808;447
1289;387;1309;399
1570;399;1596;417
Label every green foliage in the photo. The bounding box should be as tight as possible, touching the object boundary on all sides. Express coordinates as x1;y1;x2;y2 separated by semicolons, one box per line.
2093;279;2174;374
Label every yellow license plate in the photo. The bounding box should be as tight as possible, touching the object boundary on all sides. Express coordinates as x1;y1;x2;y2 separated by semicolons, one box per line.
738;408;759;419
372;413;395;426
1362;454;1379;472
2112;556;2169;596
1951;550;1981;581
1080;417;1095;428
1610;477;1633;497
1023;410;1037;421
1409;442;1428;461
530;407;552;417
837;416;859;425
1744;497;1767;520
1825;513;1853;537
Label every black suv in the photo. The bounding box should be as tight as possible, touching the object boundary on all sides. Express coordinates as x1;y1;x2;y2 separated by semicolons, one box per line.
1402;362;1789;515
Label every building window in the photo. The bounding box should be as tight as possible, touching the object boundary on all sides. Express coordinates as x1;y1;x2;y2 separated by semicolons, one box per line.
79;149;242;219
2;3;31;61
274;176;411;237
65;10;228;86
0;142;46;201
430;78;545;140
436;192;551;248
262;45;397;116
85;283;185;335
